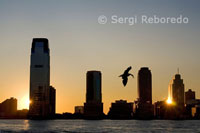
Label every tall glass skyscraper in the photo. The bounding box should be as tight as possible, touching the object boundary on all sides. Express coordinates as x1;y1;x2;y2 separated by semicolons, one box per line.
135;67;153;119
84;71;103;119
86;71;102;103
29;38;55;119
138;67;152;104
169;73;185;108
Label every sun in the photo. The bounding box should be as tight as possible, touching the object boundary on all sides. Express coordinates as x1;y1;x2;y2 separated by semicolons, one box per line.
166;97;172;104
18;94;30;110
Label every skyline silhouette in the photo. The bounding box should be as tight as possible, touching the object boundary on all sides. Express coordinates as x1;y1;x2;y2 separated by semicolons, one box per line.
1;38;199;119
0;37;199;114
0;0;200;114
0;42;199;120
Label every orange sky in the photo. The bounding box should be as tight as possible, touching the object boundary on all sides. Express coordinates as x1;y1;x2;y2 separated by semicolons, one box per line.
0;1;200;114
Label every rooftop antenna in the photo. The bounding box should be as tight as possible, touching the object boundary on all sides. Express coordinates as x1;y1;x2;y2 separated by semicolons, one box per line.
177;68;179;74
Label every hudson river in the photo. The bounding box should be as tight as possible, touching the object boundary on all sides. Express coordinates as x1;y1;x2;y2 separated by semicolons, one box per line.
0;120;200;133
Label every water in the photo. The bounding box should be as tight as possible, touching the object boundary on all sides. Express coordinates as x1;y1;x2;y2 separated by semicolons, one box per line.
0;120;200;133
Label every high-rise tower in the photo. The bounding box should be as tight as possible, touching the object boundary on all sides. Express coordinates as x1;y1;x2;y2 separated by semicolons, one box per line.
138;67;152;104
135;67;153;119
169;73;185;108
29;38;55;119
84;71;103;119
86;71;102;103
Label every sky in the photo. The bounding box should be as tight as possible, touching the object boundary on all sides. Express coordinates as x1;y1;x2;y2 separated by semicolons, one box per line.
0;0;200;114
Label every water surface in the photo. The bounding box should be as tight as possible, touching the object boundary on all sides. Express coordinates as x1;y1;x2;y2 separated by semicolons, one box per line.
0;120;200;133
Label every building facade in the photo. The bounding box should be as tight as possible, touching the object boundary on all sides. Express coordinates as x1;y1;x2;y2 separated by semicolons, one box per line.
136;67;154;119
29;38;55;119
185;89;196;104
49;86;56;116
0;97;17;117
138;67;152;104
108;100;133;119
84;71;103;119
170;73;185;108
75;106;84;114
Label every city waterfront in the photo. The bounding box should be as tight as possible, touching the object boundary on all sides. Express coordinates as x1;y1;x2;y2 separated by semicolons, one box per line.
0;120;200;133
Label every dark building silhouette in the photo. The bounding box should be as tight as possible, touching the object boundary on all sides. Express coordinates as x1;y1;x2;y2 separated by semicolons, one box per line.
74;106;84;119
185;89;197;118
154;100;179;119
170;73;185;108
185;89;195;104
138;67;152;104
154;101;165;119
75;106;84;114
135;67;154;119
29;38;56;119
84;71;103;119
166;73;186;119
0;97;17;118
49;86;56;116
108;100;133;119
16;109;29;119
192;105;200;119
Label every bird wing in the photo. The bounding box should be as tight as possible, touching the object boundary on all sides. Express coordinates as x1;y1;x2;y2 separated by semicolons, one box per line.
119;74;123;77
122;77;128;86
129;74;134;78
124;66;132;75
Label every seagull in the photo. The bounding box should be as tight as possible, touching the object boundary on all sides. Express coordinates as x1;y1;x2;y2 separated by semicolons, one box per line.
119;66;134;86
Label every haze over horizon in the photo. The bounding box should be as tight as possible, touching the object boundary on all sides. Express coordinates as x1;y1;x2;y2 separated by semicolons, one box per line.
0;0;200;114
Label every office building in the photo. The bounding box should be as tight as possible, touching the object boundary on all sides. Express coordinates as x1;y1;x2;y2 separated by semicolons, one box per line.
138;67;152;104
0;97;17;117
136;67;154;119
108;100;133;119
169;73;185;108
29;38;55;119
74;106;84;114
49;86;56;116
84;71;103;119
185;89;196;104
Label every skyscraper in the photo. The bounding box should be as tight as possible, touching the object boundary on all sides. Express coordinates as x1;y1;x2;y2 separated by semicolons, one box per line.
84;71;103;119
138;67;152;104
169;73;185;108
29;38;55;119
135;67;153;119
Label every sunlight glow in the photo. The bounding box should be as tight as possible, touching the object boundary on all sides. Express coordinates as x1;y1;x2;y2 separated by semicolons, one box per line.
166;97;172;104
19;94;30;110
166;81;173;105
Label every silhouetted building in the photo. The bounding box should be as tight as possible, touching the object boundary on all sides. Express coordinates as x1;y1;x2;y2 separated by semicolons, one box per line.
135;67;154;119
166;72;186;119
185;89;197;118
16;109;29;119
84;71;103;119
75;106;84;114
169;73;185;108
0;97;17;118
138;67;152;104
185;89;195;104
192;105;200;119
154;100;180;119
108;100;133;119
29;38;55;119
154;101;165;119
49;86;56;116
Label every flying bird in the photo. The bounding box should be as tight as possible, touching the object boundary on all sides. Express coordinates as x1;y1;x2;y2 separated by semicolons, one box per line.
119;66;134;86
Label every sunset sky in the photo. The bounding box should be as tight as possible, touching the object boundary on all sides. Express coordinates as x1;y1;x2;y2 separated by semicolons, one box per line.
0;0;200;113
